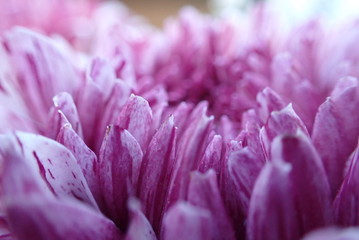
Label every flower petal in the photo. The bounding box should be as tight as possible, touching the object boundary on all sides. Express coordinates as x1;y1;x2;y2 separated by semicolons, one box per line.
271;133;332;231
98;125;143;230
333;144;359;225
188;170;236;240
198;134;223;174
302;227;359;240
162;202;212;240
5;198;121;240
137;116;176;232
247;162;300;240
228;147;264;216
117;95;153;151
312;77;359;196
2;132;98;209
125;199;157;240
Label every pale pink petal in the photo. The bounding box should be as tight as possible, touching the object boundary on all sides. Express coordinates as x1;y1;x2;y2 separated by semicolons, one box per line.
162;202;212;240
125;199;157;240
198;134;223;174
6;198;121;240
5;132;98;209
302;227;359;240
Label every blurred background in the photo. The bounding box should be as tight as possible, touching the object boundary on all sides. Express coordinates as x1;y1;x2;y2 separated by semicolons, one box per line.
120;0;359;26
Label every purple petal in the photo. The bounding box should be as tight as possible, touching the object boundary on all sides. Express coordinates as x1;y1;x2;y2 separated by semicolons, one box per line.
247;162;300;240
3;28;79;130
260;104;308;159
5;132;98;209
117;95;153;151
137;116;176;232
162;202;212;240
6;198;121;240
188;170;236;240
228;147;264;216
312;77;359;196
256;87;285;124
302;227;359;240
98;126;143;230
271;133;332;231
333;144;359;225
56;124;100;204
168;102;213;203
52;92;83;137
125;199;157;240
198;134;223;174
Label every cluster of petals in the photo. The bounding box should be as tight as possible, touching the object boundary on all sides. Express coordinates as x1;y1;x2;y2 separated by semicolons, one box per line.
0;0;359;240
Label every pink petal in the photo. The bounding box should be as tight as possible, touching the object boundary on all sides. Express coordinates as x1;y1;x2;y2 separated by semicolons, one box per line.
56;124;100;205
137;116;176;232
6;132;98;210
117;95;153;151
52;92;83;138
162;202;212;240
168;102;213;203
3;28;79;130
333;144;359;225
228;147;264;216
302;227;359;240
5;198;121;240
260;104;308;159
247;162;300;240
256;87;285;124
188;170;236;240
312;77;359;196
98;126;143;230
198;134;223;174
271;133;332;231
125;199;157;240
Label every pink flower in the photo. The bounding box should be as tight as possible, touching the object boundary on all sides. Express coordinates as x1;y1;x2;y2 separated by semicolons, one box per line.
0;1;359;240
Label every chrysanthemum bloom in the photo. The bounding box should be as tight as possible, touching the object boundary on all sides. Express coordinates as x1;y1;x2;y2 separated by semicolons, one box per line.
0;1;359;240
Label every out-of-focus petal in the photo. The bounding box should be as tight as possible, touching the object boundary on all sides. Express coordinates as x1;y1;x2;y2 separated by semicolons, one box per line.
98;126;143;230
271;133;332;231
125;199;157;240
302;227;359;240
247;162;299;240
256;87;285;124
334;144;359;225
188;170;236;240
6;198;121;240
162;202;211;240
312;77;359;196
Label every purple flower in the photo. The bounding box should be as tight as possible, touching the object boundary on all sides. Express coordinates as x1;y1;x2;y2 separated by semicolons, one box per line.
0;1;359;240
